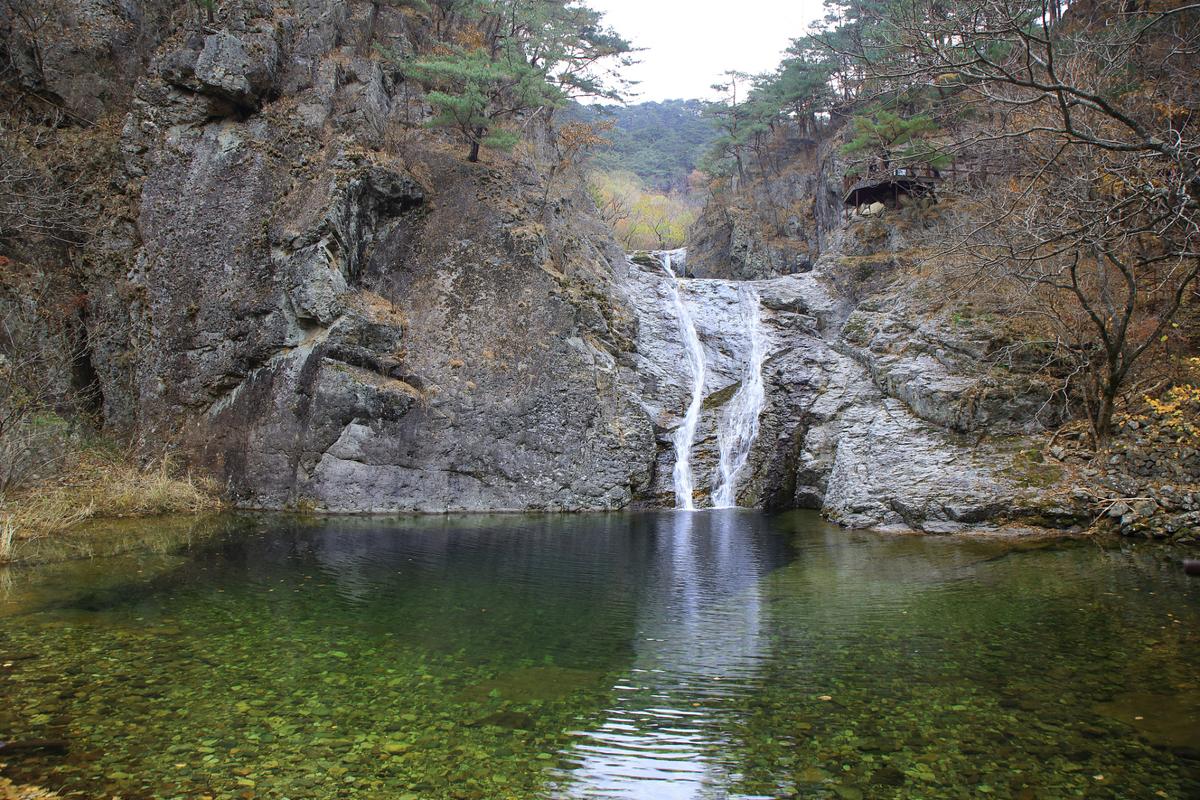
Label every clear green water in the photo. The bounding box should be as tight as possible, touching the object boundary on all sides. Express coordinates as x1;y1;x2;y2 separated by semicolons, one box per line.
1;511;1198;800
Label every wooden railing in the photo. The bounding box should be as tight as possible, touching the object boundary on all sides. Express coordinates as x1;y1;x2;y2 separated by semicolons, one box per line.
842;161;943;193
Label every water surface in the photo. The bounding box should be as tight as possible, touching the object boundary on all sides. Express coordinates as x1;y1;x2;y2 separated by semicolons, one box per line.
1;511;1197;799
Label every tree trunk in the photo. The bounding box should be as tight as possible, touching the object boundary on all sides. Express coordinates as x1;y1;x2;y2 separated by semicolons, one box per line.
468;131;483;163
1092;370;1121;447
1094;394;1115;447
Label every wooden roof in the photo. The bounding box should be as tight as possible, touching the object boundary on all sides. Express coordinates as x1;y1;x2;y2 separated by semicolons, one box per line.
843;172;940;207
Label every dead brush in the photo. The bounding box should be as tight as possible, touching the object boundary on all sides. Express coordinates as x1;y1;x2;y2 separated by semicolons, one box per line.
0;512;15;564
0;450;221;554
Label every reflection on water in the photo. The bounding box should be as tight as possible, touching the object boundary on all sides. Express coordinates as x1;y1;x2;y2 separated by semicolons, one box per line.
556;511;778;799
0;511;1197;800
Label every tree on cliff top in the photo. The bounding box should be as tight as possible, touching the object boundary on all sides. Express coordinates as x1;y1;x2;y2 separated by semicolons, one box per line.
696;1;883;183
701;72;758;184
841;110;950;175
400;0;633;162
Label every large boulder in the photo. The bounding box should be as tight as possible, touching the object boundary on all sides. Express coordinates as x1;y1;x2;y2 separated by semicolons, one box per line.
160;30;282;112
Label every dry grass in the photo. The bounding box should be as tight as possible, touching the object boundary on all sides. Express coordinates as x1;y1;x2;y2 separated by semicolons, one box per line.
0;769;60;799
0;515;14;564
0;452;221;562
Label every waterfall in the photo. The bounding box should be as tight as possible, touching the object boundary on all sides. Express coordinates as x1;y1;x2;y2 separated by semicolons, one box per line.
660;250;705;511
652;249;767;511
711;286;767;508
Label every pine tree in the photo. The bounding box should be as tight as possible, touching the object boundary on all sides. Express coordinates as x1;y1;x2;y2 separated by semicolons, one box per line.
399;0;631;162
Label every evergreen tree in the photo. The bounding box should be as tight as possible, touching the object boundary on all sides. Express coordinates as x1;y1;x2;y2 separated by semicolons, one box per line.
399;0;632;162
701;72;754;182
841;110;949;174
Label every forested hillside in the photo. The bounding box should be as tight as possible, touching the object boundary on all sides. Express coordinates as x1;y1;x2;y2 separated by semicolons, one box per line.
569;99;716;191
563;100;715;250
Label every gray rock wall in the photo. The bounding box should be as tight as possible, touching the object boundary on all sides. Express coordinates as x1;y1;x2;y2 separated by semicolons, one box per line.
93;0;660;511
4;0;1076;530
686;136;844;280
672;131;1078;530
620;252;1049;531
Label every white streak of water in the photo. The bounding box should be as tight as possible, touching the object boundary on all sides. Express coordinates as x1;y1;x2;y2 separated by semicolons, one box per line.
711;286;767;509
660;250;705;511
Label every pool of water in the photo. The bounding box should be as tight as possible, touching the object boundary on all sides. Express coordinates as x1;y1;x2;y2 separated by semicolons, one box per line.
0;511;1197;799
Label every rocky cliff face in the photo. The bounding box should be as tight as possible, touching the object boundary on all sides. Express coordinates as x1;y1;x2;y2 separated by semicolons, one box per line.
618;243;1071;531
687;133;843;280
5;0;662;512
3;0;1079;529
124;3;668;511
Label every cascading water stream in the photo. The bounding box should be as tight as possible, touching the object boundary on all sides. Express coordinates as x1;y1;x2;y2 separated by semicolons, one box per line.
711;286;767;508
660;250;706;511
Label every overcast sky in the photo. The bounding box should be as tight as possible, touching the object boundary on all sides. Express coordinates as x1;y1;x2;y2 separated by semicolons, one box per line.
587;0;827;102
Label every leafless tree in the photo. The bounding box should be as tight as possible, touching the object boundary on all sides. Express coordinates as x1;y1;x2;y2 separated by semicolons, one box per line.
0;0;58;87
842;0;1200;444
0;126;83;242
593;190;631;228
0;273;89;492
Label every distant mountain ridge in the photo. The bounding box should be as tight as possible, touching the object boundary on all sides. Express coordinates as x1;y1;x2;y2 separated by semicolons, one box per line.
567;99;717;191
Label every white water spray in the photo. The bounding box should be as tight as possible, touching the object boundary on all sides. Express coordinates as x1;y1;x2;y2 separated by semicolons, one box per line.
711;286;767;508
660;250;706;511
